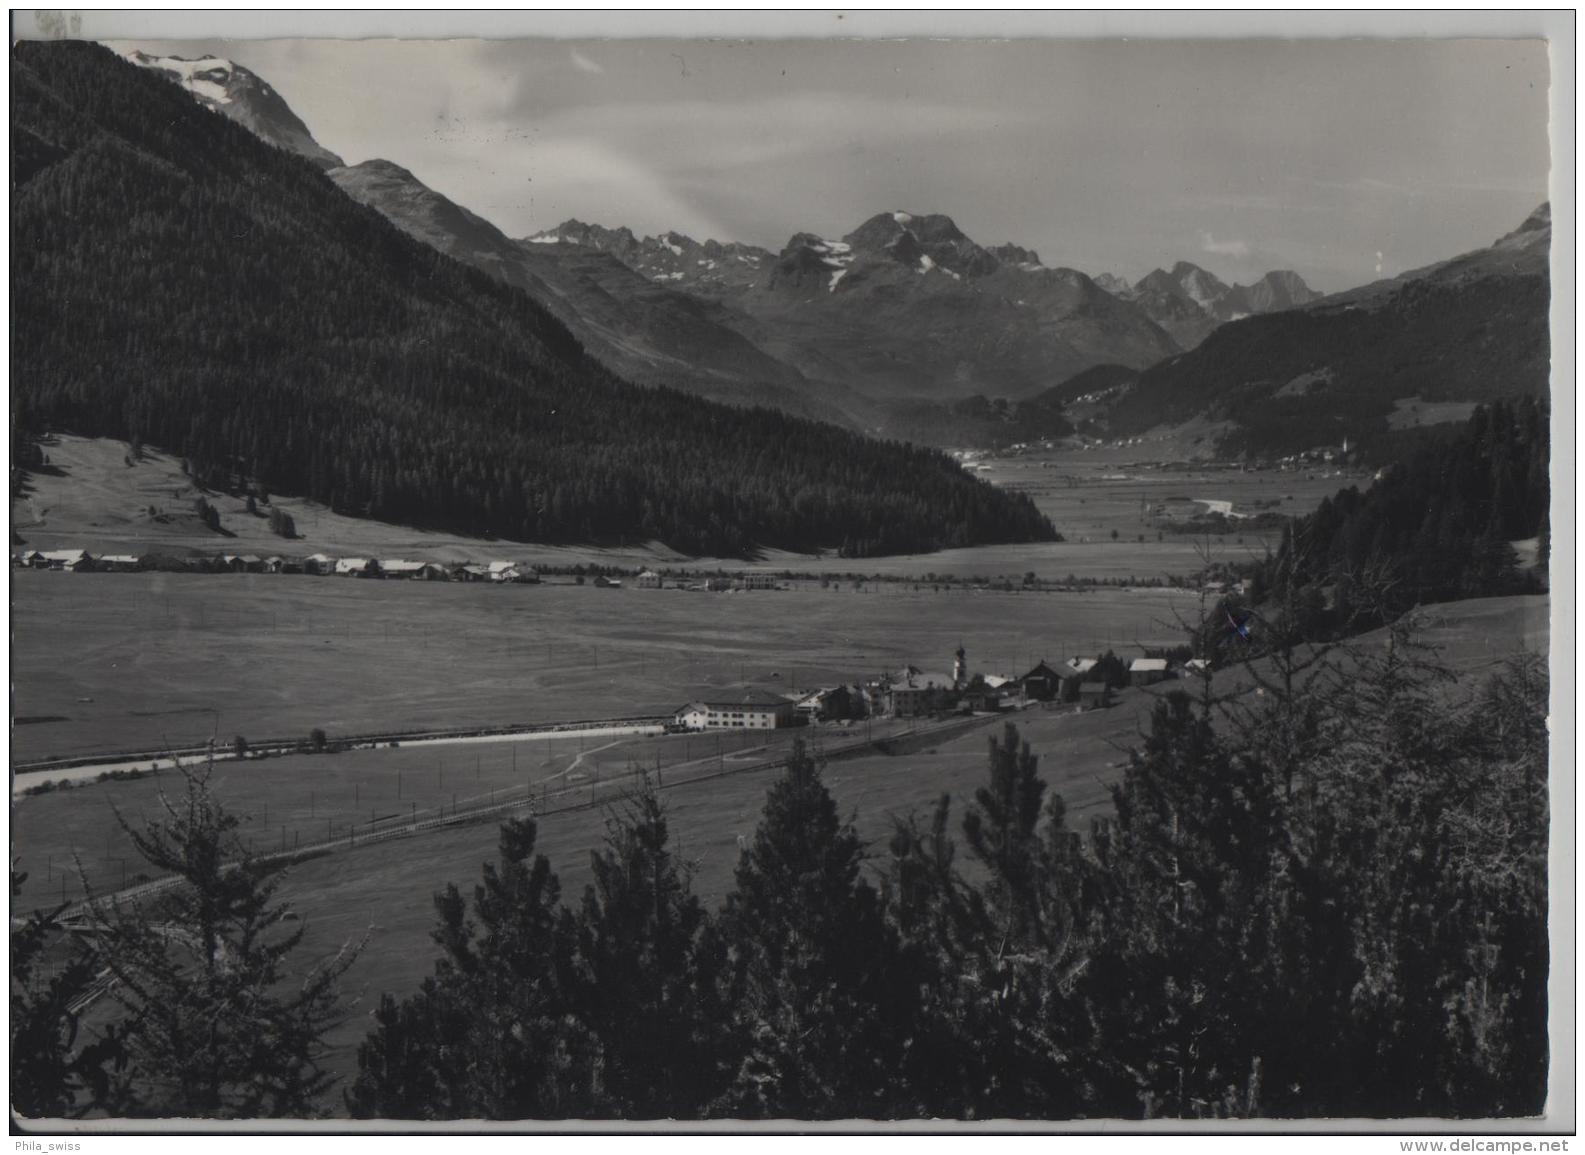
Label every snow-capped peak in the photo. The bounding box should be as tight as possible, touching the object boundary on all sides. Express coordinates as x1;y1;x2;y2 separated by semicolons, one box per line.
892;211;914;225
122;49;238;105
120;46;344;169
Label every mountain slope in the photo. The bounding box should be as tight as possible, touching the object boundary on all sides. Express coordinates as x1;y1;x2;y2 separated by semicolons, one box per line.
1098;207;1551;458
327;160;827;420
12;41;1056;557
122;49;344;169
124;49;835;424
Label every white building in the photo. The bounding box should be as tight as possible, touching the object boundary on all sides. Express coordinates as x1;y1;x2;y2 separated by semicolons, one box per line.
673;689;796;730
1129;657;1170;686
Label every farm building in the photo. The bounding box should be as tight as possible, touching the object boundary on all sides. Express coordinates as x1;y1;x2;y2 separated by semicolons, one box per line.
1129;658;1170;686
37;549;93;571
796;684;862;722
888;671;959;718
97;555;142;573
963;676;1011;713
304;553;337;575
381;560;447;580
336;558;379;577
673;688;797;731
1079;682;1112;710
737;571;779;591
1018;659;1074;703
279;557;306;574
262;556;286;574
592;575;622;588
488;564;537;583
637;570;663;589
1181;658;1211;679
451;563;489;582
703;577;733;592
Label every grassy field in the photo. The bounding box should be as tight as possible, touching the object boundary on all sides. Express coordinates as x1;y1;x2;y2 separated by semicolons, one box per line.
17;594;1546;1101
11;571;1200;761
17;433;1371;584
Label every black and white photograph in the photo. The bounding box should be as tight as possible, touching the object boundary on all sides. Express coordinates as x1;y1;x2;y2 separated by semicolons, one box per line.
8;10;1572;1135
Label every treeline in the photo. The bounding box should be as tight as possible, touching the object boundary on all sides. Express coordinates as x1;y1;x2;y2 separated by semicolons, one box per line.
1249;398;1548;634
15;626;1548;1120
10;42;1055;558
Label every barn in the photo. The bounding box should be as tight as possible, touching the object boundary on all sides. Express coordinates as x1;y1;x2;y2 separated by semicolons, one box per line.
1129;657;1170;687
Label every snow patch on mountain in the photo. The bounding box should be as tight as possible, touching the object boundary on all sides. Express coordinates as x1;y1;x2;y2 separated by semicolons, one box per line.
122;51;237;104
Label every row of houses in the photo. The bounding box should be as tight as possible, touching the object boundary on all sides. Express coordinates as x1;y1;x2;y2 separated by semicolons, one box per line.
669;646;1217;733
15;552;790;590
1017;654;1209;705
637;571;780;592
13;550;542;582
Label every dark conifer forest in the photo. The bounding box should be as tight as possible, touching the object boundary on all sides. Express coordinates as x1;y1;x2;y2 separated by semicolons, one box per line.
1249;398;1549;633
10;42;1056;557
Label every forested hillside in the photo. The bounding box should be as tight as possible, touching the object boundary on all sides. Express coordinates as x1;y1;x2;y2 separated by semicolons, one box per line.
1250;398;1548;632
1100;213;1550;459
10;42;1055;557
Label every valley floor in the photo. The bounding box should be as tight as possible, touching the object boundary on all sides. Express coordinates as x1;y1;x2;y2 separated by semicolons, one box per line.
13;589;1548;1103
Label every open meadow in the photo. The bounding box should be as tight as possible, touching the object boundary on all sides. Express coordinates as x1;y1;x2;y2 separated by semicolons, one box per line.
18;593;1547;1098
11;570;1201;762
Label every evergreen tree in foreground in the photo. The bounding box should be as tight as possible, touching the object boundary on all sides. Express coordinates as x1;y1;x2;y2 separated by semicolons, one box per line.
713;741;914;1118
85;758;364;1118
10;869;126;1118
346;818;596;1119
567;782;731;1116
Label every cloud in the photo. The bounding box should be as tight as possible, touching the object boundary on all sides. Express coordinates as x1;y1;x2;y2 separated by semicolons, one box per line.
1199;231;1250;258
569;49;604;75
1375;250;1384;276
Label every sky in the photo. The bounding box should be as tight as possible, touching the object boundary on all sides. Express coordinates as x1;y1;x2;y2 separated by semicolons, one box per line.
102;34;1552;293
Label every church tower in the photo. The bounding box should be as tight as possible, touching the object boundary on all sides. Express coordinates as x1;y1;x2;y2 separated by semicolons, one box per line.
953;643;967;689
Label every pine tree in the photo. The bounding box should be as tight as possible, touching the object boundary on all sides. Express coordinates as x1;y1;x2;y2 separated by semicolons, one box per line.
713;740;911;1118
85;757;364;1118
346;818;597;1119
567;782;729;1116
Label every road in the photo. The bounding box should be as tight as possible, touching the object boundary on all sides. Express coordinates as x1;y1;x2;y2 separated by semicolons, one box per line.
12;720;665;798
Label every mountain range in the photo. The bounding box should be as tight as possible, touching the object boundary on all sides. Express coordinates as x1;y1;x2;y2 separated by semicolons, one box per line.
1063;204;1551;457
1098;262;1323;349
107;45;1549;464
119;48;1325;443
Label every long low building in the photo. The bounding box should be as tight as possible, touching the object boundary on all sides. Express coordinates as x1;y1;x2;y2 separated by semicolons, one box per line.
673;688;797;731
